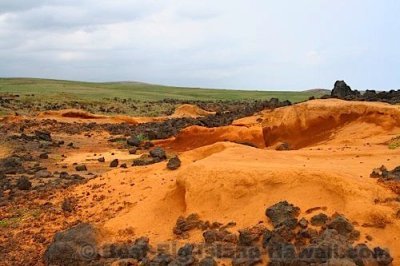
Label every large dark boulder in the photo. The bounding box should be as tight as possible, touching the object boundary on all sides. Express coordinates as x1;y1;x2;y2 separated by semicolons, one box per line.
44;223;100;265
265;201;300;229
331;81;360;99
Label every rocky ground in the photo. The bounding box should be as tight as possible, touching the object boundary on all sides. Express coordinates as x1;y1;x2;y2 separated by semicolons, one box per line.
1;84;400;265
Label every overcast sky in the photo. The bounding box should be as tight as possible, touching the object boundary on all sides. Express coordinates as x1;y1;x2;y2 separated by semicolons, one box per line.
0;0;399;90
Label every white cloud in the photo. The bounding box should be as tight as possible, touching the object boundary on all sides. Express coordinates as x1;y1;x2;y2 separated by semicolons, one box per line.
0;0;399;90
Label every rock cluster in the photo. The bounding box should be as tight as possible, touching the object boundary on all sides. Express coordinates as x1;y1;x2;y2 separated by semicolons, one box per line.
44;202;393;265
329;80;400;104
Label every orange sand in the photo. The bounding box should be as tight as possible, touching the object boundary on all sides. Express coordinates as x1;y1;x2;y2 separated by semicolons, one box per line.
171;104;215;118
157;125;265;151
47;99;400;262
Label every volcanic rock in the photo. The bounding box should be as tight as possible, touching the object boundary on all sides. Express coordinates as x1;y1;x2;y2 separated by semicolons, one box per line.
128;148;137;155
35;130;52;142
44;223;100;265
331;80;360;99
167;156;181;170
110;159;119;168
310;213;328;226
149;147;166;160
16;176;31;190
265;201;300;229
75;164;87;171
127;136;141;147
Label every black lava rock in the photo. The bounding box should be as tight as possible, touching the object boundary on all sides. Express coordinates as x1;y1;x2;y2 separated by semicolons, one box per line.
16;176;31;190
110;159;119;168
167;156;181;170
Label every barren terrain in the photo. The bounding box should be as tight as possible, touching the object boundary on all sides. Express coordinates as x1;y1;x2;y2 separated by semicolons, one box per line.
1;83;400;265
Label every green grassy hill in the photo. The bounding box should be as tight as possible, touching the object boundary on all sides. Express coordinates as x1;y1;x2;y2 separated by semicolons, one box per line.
0;78;327;102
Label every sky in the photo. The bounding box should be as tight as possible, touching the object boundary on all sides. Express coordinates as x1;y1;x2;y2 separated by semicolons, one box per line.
0;0;399;90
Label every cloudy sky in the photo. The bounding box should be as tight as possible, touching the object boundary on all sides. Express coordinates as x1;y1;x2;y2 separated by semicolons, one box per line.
0;0;399;90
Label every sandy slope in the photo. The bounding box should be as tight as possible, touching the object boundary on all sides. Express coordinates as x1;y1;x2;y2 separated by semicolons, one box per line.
55;99;400;262
261;99;400;149
170;104;215;118
70;141;400;261
156;125;265;151
34;104;214;124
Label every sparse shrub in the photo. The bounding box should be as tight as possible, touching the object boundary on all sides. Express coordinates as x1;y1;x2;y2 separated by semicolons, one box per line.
388;136;400;149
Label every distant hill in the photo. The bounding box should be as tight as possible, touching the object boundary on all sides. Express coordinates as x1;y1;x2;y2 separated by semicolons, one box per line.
0;77;327;102
303;88;330;95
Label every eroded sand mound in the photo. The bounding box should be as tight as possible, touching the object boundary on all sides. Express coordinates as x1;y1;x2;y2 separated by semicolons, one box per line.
70;141;400;261
38;109;104;119
262;99;400;149
171;104;215;118
157;125;265;151
36;109;166;124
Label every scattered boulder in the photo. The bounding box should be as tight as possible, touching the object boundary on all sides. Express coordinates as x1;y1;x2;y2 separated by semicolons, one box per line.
110;159;119;168
16;176;31;190
128;148;138;155
167;156;181;170
97;157;105;163
75;164;87;172
44;223;100;265
127;136;141;147
149;147;167;161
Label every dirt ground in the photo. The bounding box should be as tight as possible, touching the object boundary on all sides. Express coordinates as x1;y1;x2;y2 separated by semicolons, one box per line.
1;99;400;265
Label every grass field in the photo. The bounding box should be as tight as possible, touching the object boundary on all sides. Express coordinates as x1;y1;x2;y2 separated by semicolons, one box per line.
0;78;327;102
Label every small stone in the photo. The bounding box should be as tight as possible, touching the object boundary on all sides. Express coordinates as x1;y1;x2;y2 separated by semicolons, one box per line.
98;157;105;163
75;164;87;171
17;176;32;190
310;213;328;226
167;156;181;170
110;159;119;168
149;147;166;160
127;136;141;147
128;148;138;155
